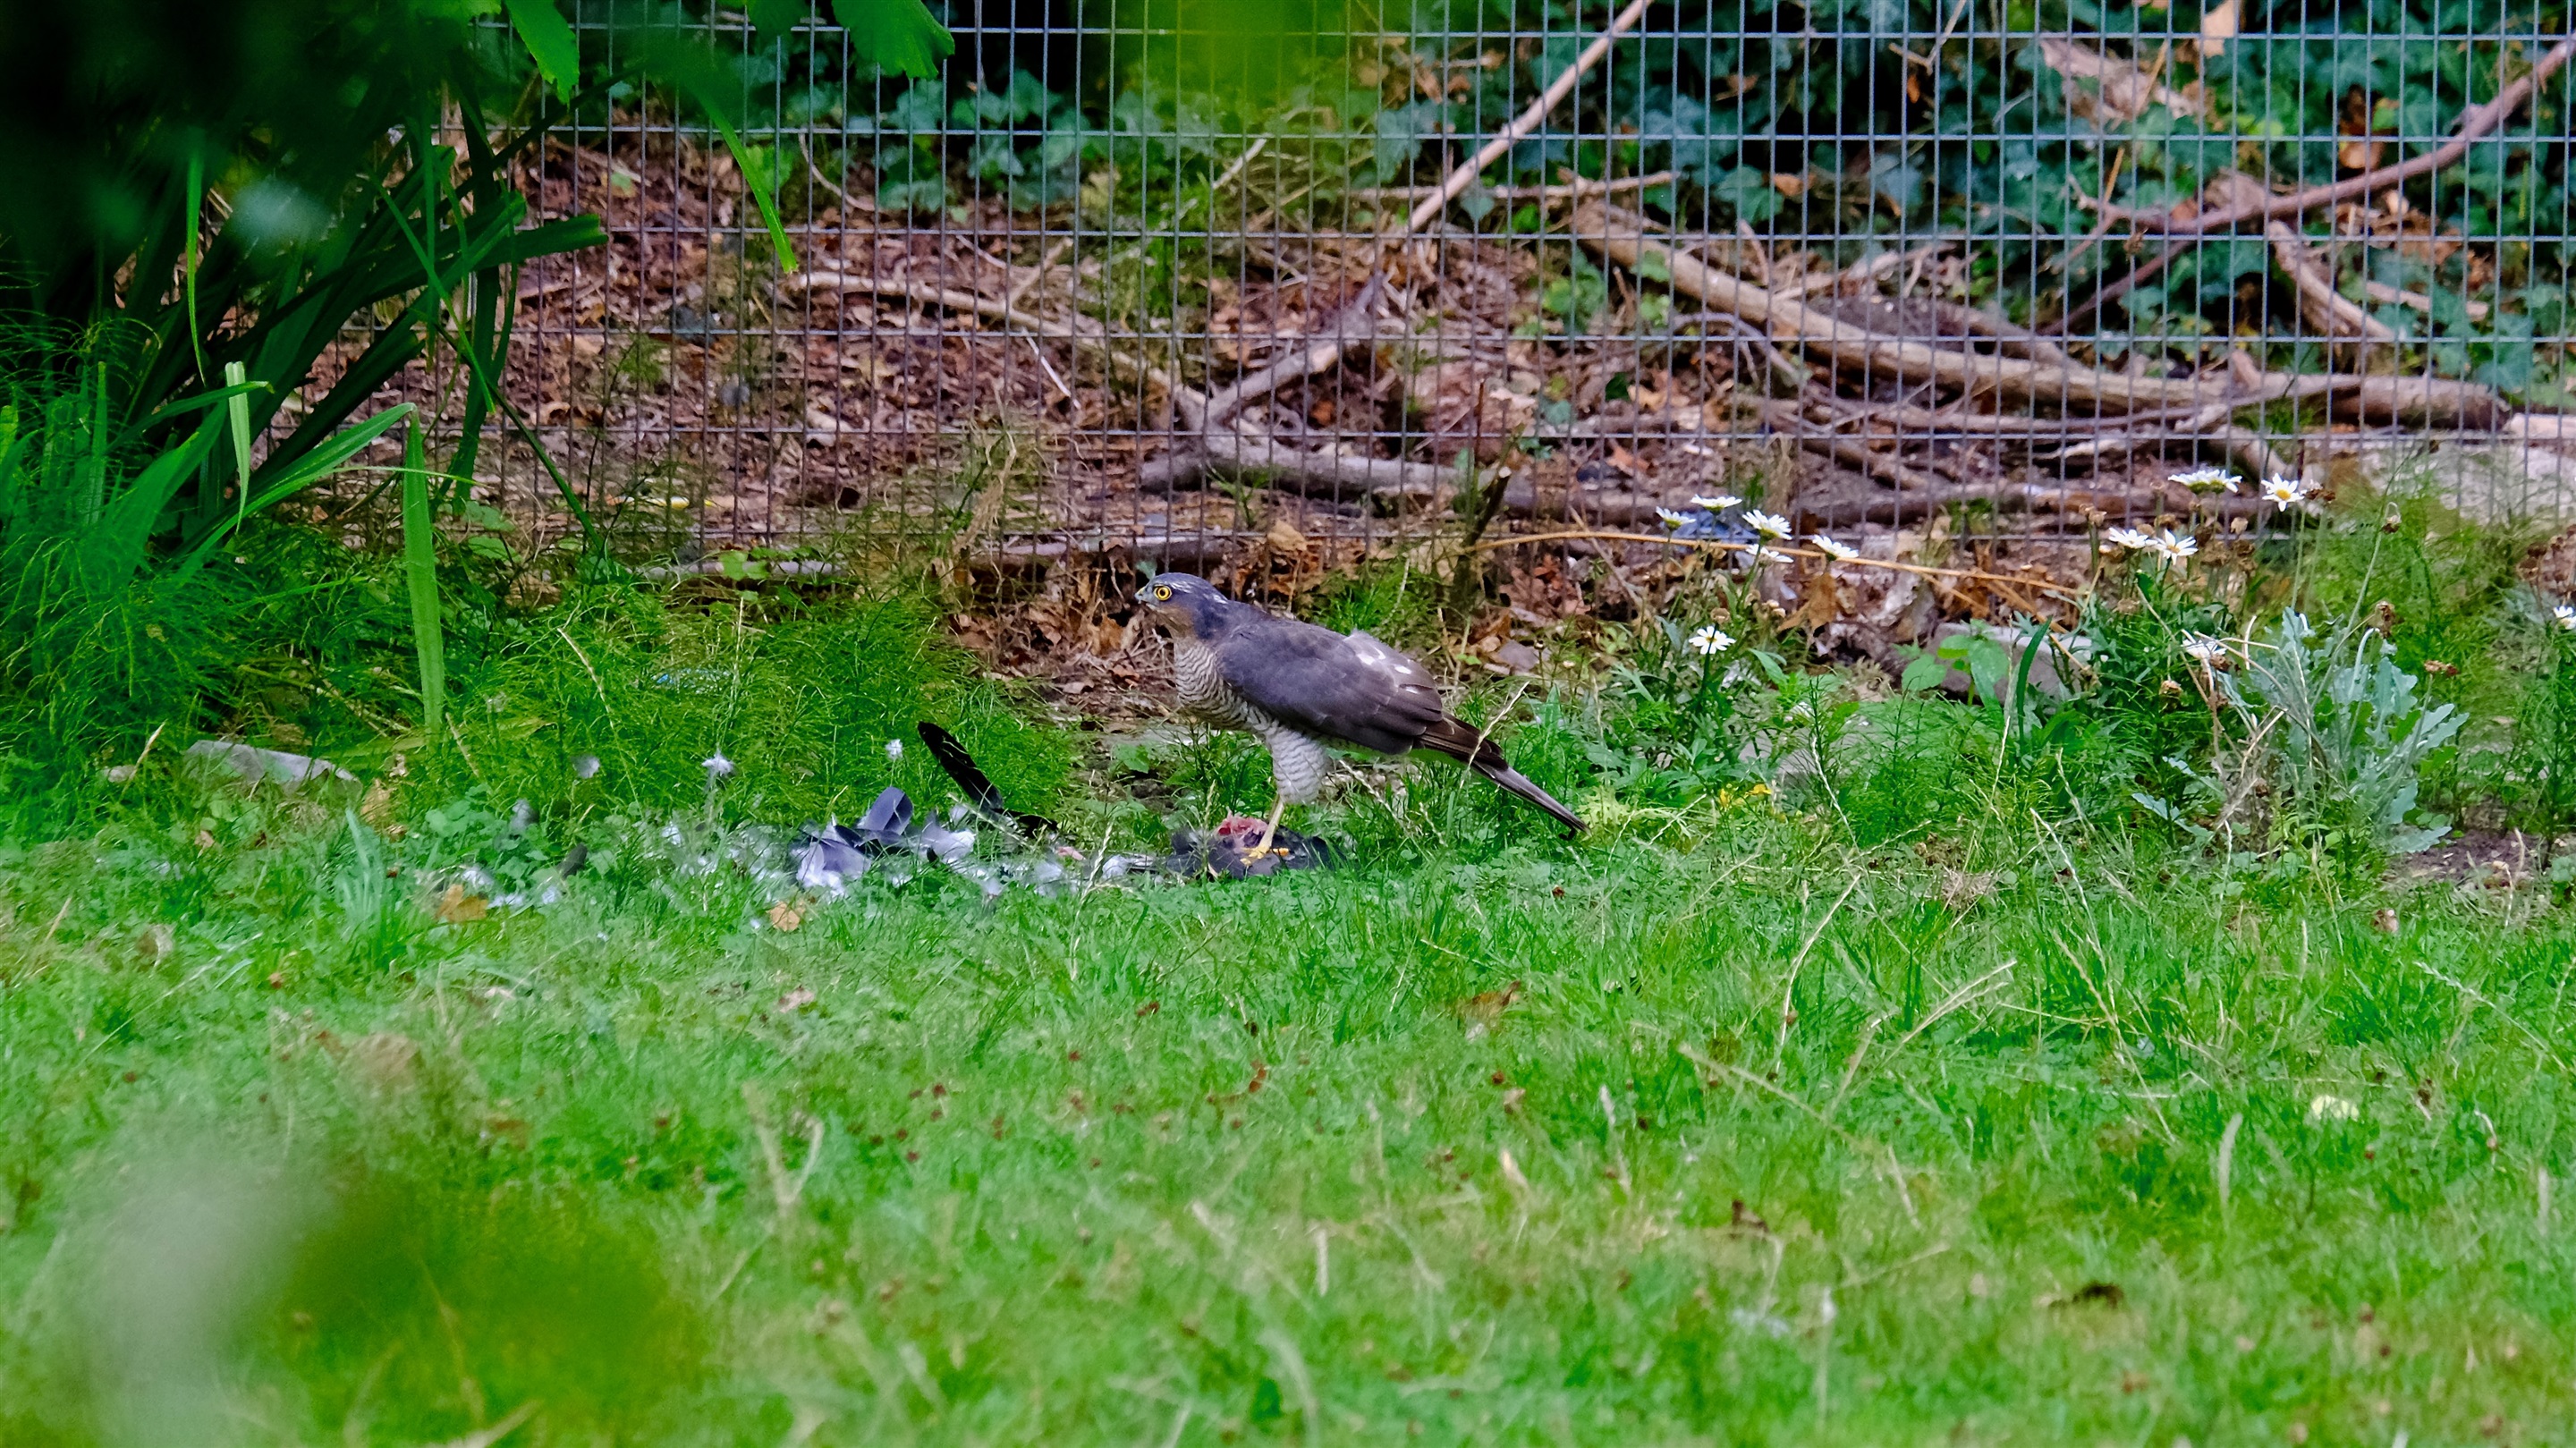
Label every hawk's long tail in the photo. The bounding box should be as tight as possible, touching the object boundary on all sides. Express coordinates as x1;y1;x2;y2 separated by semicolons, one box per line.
1417;717;1586;834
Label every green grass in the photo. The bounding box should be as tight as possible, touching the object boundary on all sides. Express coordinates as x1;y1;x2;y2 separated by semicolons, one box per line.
5;773;2575;1446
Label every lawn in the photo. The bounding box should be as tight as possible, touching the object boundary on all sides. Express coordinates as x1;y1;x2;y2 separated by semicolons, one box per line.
4;772;2572;1447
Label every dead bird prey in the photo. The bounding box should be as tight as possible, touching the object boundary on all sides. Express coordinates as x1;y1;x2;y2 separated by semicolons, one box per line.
1134;572;1584;852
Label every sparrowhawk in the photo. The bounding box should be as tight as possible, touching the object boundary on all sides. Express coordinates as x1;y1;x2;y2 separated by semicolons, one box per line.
1135;572;1584;851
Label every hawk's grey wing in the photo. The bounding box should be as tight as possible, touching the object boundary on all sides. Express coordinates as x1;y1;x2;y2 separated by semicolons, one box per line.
1210;617;1444;756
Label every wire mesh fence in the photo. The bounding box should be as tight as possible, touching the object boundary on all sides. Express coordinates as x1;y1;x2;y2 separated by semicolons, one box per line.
466;0;2576;591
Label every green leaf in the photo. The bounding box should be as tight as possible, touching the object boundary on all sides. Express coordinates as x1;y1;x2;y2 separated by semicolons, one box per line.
832;0;955;80
175;404;415;583
501;0;580;102
401;421;447;740
1900;651;1952;693
748;0;808;48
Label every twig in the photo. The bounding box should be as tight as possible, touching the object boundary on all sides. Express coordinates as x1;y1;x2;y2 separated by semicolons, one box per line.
2419;961;2572;1075
2089;32;2576;233
1759;400;1945;490
1894;0;1973;68
1823;1013;1885;1122
783;270;1209;419
1394;0;1656;240
2360;277;2489;319
798;140;872;215
429;1400;542;1448
1139;274;1465;502
1198;273;1388;426
1208;136;1272;199
1351;170;1675;205
2205;174;2398;345
1003;236;1074;310
1889;960;2017;1052
1773;878;1863;1073
1792;240;1955;298
1461;529;2086;599
1677;1046;1866;1153
2046;241;2180;335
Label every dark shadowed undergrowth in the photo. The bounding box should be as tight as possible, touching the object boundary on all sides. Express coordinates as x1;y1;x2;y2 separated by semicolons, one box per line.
4;768;2574;1447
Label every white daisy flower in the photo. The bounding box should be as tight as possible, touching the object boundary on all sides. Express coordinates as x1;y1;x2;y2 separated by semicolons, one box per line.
886;738;905;762
2102;525;2155;551
1741;509;1792;538
703;753;735;779
1690;494;1743;510
1656;507;1692;529
1809;534;1858;562
2180;633;2229;667
1688;625;1734;656
1747;544;1792;565
2307;1093;2360;1124
2146;529;2199;563
2555;604;2576;631
2258;473;2315;505
2171;465;2241;494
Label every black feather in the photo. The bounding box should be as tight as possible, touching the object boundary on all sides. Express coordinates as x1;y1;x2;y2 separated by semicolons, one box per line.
917;722;1059;836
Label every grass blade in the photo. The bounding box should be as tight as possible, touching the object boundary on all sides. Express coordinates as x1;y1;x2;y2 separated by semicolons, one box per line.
223;360;252;531
401;420;445;740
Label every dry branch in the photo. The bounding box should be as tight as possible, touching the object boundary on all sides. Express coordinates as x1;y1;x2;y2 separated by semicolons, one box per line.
2091;33;2576;234
1197;274;1389;425
1574;203;2241;413
1460;529;2085;598
1394;0;1655;240
1572;203;2521;436
1141;273;1460;501
2205;174;2397;345
1758;400;1945;491
784;270;1208;416
1352;171;1674;206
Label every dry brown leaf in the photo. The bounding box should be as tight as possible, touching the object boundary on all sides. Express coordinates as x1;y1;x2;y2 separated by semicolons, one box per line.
2034;38;2204;123
2197;0;2238;58
436;884;487;924
1769;172;1806;198
1454;980;1522;1029
767;900;804;932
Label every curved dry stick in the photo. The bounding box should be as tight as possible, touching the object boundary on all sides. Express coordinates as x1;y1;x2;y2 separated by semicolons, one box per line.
784;270;1209;417
1394;0;1655;240
2089;32;2576;234
1459;528;2086;598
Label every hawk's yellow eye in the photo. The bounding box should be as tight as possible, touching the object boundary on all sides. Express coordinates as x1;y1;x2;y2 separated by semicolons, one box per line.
1153;584;1172;600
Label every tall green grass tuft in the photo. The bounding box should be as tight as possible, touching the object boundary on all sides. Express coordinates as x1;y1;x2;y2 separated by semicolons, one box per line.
413;584;1072;826
0;328;409;794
